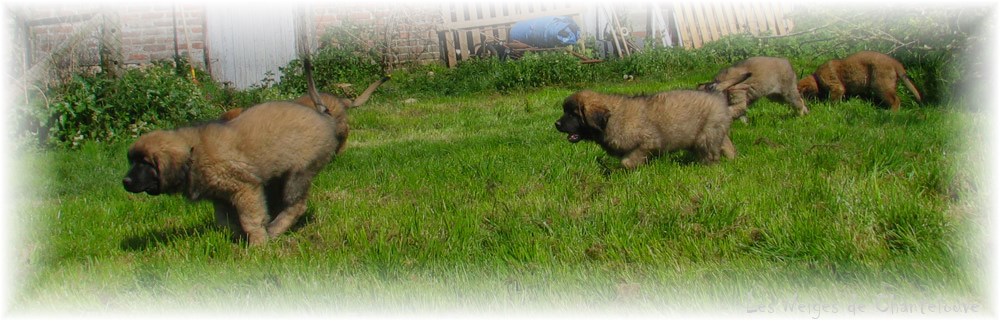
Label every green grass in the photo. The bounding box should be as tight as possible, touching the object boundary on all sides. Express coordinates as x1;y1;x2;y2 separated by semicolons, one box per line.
9;79;991;317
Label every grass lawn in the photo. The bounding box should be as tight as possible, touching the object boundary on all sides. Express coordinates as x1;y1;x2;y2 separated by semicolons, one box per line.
7;79;992;317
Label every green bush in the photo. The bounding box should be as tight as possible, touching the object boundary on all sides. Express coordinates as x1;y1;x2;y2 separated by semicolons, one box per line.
28;61;219;148
276;45;384;97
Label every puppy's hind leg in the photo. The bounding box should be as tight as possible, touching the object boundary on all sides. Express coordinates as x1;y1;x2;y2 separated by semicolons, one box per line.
267;172;315;237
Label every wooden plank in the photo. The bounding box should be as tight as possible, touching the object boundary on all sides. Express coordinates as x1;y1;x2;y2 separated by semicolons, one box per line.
731;2;746;33
440;3;457;67
456;3;470;61
770;1;788;35
676;2;695;48
702;2;721;42
759;2;777;35
752;3;769;35
670;3;684;48
708;1;729;38
488;2;502;41
666;2;683;47
470;2;484;55
690;3;708;47
438;6;583;30
715;2;735;36
731;2;747;34
780;2;794;32
693;2;706;48
741;2;758;34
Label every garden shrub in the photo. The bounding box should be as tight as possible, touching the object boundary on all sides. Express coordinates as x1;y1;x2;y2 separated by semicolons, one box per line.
27;61;218;148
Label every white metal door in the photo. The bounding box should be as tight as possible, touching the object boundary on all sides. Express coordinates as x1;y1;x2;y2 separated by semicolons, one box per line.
205;4;297;89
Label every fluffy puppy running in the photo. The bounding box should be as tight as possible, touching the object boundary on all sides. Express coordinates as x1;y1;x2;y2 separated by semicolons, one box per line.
697;56;809;121
797;51;922;111
122;101;338;245
555;90;736;169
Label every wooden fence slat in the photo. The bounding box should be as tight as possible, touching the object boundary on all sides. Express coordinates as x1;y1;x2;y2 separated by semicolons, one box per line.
665;1;793;49
760;2;777;35
457;4;470;61
703;2;721;42
441;3;457;67
687;2;701;48
439;7;582;30
708;2;725;36
741;2;758;34
693;3;710;46
752;3;769;34
770;1;788;34
470;2;484;53
716;2;735;36
732;2;747;34
682;3;701;48
671;2;688;48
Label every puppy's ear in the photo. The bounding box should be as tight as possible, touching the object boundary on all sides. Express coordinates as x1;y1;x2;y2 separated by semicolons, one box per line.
581;103;609;131
153;146;192;192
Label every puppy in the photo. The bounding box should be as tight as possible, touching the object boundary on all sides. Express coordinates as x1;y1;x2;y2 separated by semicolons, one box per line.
123;101;338;245
219;76;389;155
555;90;736;169
797;51;922;111
697;56;809;121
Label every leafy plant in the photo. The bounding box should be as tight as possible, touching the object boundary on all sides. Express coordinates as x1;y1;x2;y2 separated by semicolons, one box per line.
30;61;219;148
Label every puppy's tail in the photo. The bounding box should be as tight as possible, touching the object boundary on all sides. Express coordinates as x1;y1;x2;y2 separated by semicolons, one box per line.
294;4;327;115
302;56;328;114
350;75;391;108
896;65;923;104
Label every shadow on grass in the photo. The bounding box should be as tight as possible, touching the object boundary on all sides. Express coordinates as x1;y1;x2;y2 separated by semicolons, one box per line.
119;220;218;251
119;211;317;251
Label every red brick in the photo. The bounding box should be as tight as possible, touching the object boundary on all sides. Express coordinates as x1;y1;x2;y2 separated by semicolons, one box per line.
143;44;166;52
349;12;372;20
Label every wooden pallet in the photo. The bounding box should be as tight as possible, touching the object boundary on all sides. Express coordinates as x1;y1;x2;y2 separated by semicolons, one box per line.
437;2;584;67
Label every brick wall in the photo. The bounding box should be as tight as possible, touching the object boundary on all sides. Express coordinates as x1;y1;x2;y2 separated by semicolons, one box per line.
312;3;443;67
118;4;206;66
12;3;442;85
12;3;208;86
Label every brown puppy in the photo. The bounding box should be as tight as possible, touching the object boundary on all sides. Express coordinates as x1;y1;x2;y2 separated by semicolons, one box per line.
123;101;338;245
797;51;922;111
555;90;736;169
219;76;389;155
697;56;809;121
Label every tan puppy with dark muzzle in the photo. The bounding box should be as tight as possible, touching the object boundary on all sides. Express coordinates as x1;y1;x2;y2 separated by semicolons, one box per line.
555;90;736;169
797;51;922;111
220;76;389;155
123;101;338;245
697;56;809;121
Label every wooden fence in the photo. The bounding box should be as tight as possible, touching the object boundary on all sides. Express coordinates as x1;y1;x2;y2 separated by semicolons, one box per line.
436;2;793;66
436;2;584;67
672;1;794;49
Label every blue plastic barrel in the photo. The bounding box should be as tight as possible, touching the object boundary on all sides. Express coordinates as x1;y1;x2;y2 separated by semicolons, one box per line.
509;16;580;48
